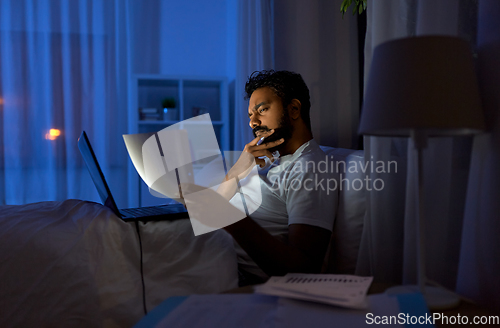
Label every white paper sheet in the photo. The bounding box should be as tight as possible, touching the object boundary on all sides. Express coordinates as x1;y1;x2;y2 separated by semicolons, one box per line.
254;273;373;309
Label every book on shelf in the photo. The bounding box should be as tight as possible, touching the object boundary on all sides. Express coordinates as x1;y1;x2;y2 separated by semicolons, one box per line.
139;107;159;114
139;107;161;121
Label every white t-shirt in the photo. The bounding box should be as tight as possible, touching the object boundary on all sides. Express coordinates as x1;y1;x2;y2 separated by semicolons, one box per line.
230;139;338;280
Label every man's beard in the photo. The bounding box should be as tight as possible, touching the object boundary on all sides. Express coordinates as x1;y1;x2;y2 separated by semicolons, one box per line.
252;110;293;152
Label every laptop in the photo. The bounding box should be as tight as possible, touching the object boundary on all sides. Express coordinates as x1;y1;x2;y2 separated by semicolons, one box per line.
78;131;189;222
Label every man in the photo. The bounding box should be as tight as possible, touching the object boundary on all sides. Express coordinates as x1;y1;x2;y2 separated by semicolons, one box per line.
221;70;338;285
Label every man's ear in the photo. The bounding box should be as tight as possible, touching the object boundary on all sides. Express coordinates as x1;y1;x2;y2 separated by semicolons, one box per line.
288;99;302;120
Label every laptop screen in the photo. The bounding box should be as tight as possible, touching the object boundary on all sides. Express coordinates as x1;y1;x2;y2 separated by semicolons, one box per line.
78;131;121;216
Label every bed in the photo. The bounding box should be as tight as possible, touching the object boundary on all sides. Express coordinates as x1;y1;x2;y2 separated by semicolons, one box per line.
0;146;367;327
0;199;238;327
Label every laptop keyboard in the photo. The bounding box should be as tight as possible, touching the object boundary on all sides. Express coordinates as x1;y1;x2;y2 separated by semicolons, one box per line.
121;205;184;217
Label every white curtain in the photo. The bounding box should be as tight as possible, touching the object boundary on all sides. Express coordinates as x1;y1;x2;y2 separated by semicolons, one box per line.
357;0;500;311
0;0;131;206
233;0;275;150
457;0;500;312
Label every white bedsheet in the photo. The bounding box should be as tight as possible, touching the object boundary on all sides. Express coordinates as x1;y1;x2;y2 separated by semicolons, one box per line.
0;199;238;327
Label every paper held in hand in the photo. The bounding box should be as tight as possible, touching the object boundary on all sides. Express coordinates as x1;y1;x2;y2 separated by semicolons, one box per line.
254;273;373;309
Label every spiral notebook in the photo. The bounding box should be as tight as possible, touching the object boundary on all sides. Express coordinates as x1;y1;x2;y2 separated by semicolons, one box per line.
254;273;373;309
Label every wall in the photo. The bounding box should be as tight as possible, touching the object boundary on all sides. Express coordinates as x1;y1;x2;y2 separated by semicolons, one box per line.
132;0;236;78
159;0;233;77
126;0;237;207
274;0;360;148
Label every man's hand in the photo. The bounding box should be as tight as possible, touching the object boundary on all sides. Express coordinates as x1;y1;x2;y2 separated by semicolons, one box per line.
215;130;284;201
226;129;284;182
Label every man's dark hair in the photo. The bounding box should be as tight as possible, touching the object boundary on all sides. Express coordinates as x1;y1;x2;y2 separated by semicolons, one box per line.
245;70;312;132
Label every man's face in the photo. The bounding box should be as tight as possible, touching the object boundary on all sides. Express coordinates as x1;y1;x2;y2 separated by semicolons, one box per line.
247;87;293;149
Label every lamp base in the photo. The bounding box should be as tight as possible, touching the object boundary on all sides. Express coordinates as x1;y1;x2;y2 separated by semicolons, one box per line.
385;285;460;310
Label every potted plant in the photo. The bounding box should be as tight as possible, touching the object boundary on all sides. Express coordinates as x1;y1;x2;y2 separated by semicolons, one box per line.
161;97;177;120
162;97;176;109
340;0;366;17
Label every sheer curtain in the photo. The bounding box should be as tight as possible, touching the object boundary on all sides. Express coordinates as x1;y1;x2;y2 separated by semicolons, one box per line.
233;0;274;150
0;0;131;206
457;0;500;312
357;0;500;311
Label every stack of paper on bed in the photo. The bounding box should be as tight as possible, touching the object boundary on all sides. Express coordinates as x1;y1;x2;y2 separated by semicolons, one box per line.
254;273;373;309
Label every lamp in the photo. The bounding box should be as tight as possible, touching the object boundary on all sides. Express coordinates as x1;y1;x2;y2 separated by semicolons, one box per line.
358;36;484;310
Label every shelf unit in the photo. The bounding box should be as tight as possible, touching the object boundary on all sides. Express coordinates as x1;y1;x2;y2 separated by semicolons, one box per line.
127;74;229;207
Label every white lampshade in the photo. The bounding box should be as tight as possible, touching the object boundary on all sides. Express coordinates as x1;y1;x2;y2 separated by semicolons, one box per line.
359;36;484;137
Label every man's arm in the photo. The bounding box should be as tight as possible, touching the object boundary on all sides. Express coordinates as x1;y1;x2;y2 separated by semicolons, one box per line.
224;217;331;277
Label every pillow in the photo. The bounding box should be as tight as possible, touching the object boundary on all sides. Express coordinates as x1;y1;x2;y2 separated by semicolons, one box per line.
320;146;366;274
